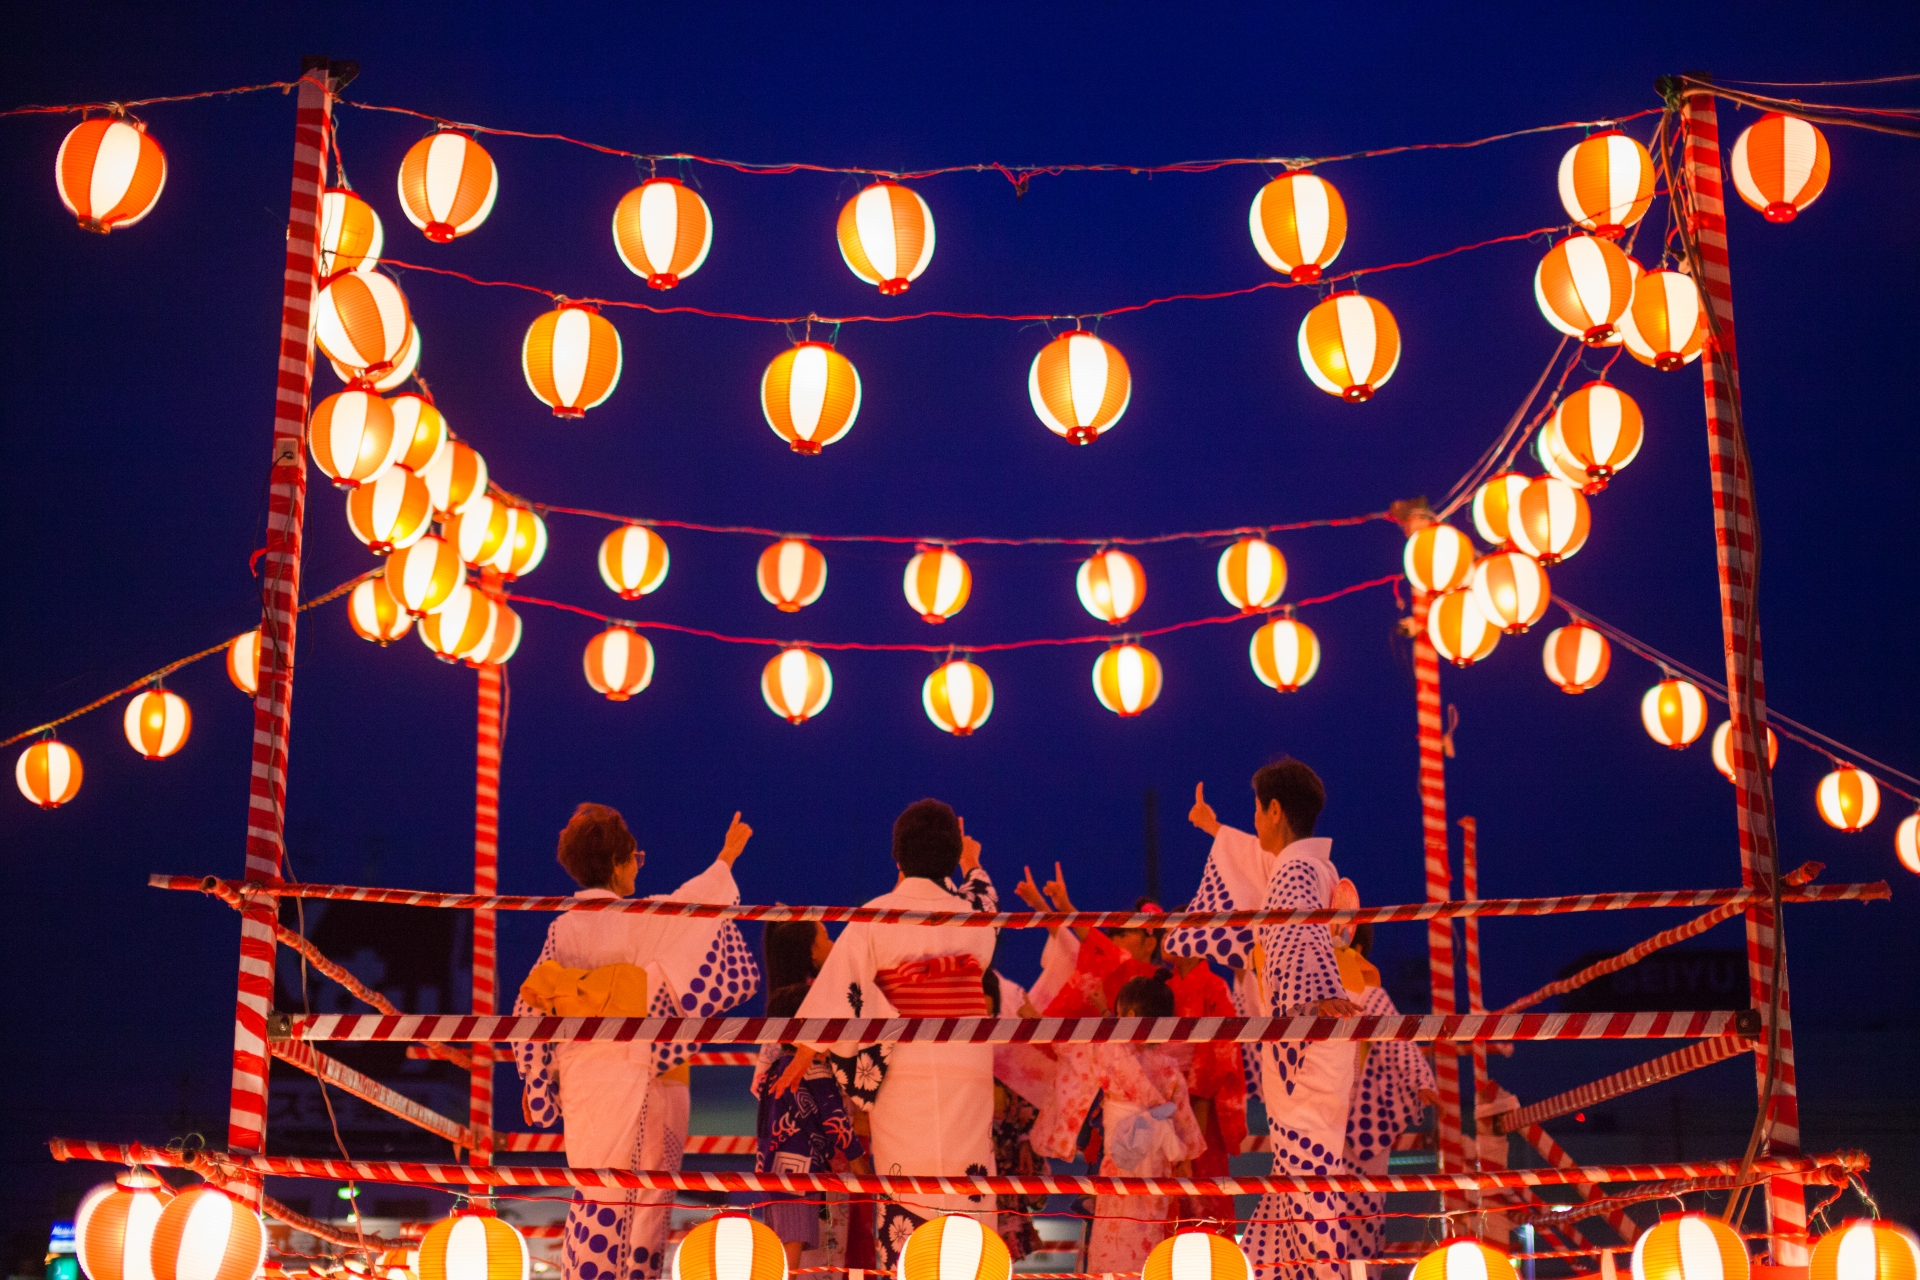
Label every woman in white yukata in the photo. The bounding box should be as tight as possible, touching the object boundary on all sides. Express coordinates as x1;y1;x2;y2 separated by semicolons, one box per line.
515;803;762;1280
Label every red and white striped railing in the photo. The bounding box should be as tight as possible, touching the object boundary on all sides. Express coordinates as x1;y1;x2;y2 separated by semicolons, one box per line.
1505;1037;1752;1131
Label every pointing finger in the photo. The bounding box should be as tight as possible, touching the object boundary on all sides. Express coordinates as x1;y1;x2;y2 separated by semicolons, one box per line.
1195;782;1205;804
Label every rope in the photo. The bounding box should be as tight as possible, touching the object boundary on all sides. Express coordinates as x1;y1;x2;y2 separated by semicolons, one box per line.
0;80;301;118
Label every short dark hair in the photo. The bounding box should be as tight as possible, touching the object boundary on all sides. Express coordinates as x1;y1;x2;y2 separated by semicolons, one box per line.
556;803;636;889
766;983;812;1018
763;920;821;993
1251;757;1325;837
1351;921;1374;959
1115;975;1175;1019
892;798;962;881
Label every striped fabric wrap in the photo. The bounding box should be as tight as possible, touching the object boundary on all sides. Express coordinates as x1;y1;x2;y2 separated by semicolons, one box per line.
875;954;991;1016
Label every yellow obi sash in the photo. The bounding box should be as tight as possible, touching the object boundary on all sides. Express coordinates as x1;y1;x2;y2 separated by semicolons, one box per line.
519;960;651;1017
1334;945;1380;997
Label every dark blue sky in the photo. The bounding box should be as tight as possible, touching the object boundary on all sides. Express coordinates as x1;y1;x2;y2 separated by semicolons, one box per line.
3;1;1916;1239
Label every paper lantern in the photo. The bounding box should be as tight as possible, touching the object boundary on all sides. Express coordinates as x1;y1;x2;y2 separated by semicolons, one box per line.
378;1250;416;1280
837;180;935;294
1143;1231;1252;1280
319;187;384;275
495;506;548;580
1558;130;1656;239
1541;622;1610;693
598;525;670;600
123;690;191;759
1810;1220;1920;1280
1508;475;1590;565
422;439;487;520
1217;537;1287;612
671;1213;786;1280
397;132;499;242
75;1170;173;1280
1298;291;1400;402
1534;234;1635;344
924;660;994;736
1092;643;1163;717
473;601;522;667
349;574;415;644
1028;331;1132;444
761;341;861;454
1897;815;1920;876
1470;550;1550;634
1249;173;1347;282
226;630;261;695
1550;382;1644;492
447;496;512;568
1426;587;1499;667
390;393;449;473
346;465;433;554
613;178;713;288
762;647;833;724
310;390;402;489
1710;720;1779;782
757;538;826;612
1402;524;1475;594
523;303;622;418
584;626;655;701
1817;765;1881;832
895;1214;1011;1280
1631;1214;1749;1280
330;320;420;393
1618;270;1707;371
149;1185;265;1280
1249;618;1320;692
418;583;493;663
1537;423;1596;493
1641;679;1708;749
386;535;464;616
415;1208;527;1280
56;117;167;233
315;271;413;381
1076;549;1146;623
16;740;82;809
1413;1240;1520;1280
1471;472;1530;546
904;547;972;623
1731;114;1831;223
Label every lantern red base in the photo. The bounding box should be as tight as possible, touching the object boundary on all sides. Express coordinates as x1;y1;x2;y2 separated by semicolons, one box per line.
879;278;911;295
76;216;112;235
775;602;802;613
1592;223;1625;240
550;406;586;419
920;613;948;624
425;222;457;243
950;727;975;737
784;714;808;725
1763;202;1800;224
1289;264;1323;284
1580;324;1616;345
1342;384;1374;403
604;692;631;702
788;439;823;455
1065;426;1100;445
1653;353;1686;372
647;273;680;290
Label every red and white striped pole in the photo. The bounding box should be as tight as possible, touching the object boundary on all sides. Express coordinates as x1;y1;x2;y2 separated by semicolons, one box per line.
1460;816;1488;1194
1411;583;1465;1184
470;585;504;1179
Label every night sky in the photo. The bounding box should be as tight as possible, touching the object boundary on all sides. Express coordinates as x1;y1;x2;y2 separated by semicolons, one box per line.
3;2;1917;1245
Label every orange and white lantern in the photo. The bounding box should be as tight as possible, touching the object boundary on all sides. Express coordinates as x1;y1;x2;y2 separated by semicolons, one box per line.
310;390;402;489
1630;1214;1750;1280
473;601;522;667
1710;720;1779;782
1029;331;1132;444
315;271;413;380
75;1170;173;1280
1810;1220;1920;1280
894;1214;1011;1280
523;303;622;418
56;117;167;233
924;659;994;736
16;740;82;809
671;1212;787;1280
1557;130;1657;239
1731;114;1831;223
319;187;384;275
1536;418;1596;493
386;534;464;616
1092;642;1163;717
613;178;713;289
584;626;655;701
226;629;261;695
1298;291;1400;402
762;647;833;724
330;320;420;393
1217;537;1287;612
418;583;493;664
1618;270;1707;371
599;525;671;599
757;538;827;612
148;1185;266;1280
1249;172;1347;283
1641;679;1708;749
1143;1230;1253;1280
904;547;972;622
447;495;512;568
1426;587;1499;667
1076;549;1146;623
1899;815;1920;877
377;1250;415;1280
349;574;415;645
1534;233;1635;344
1249;618;1320;692
1469;551;1547;634
1402;523;1475;594
397;132;499;243
422;439;487;520
1507;475;1591;565
1541;621;1610;693
346;465;433;554
1550;381;1644;491
123;690;191;759
1471;472;1530;546
1817;765;1881;832
416;1208;528;1280
390;393;449;473
837;180;935;294
495;505;548;580
1413;1240;1520;1280
761;341;862;454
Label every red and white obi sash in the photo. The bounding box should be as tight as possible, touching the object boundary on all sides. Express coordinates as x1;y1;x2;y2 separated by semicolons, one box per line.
874;953;990;1016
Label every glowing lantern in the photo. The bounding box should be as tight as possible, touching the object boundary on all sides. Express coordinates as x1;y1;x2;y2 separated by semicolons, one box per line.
386;535;463;617
1249;618;1320;692
1402;524;1475;594
447;496;512;568
1471;550;1549;634
418;583;493;663
1618;270;1707;371
761;341;861;454
1640;679;1708;749
924;659;995;736
1631;1214;1749;1280
895;1215;1011;1280
762;647;833;724
149;1185;265;1280
671;1213;786;1280
422;439;487;520
1217;537;1287;612
346;465;433;554
16;740;82;809
1028;331;1132;444
473;601;522;667
1540;622;1610;693
56;117;167;233
330;320;420;393
837;180;935;294
495;506;548;580
390;393;448;473
1537;424;1595;492
314;271;413;381
1731;114;1831;223
349;575;415;645
123;690;190;759
613;178;713;288
904;547;972;623
1817;765;1881;832
523;303;622;418
226;630;261;695
1551;382;1643;492
1810;1220;1920;1280
397;132;499;243
319;187;384;275
310;390;401;489
1092;643;1163;717
1249;172;1347;283
75;1170;173;1280
1534;234;1635;344
1508;475;1590;565
1709;720;1779;782
1143;1231;1253;1280
1076;549;1146;623
1557;130;1656;239
379;1250;416;1280
1897;815;1920;876
584;626;655;701
1426;587;1499;667
1298;291;1400;402
1413;1240;1520;1280
599;525;671;599
416;1208;527;1280
1471;472;1530;546
757;539;826;612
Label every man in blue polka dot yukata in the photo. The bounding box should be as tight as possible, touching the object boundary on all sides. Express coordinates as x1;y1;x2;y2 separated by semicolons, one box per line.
1165;760;1362;1280
514;804;763;1280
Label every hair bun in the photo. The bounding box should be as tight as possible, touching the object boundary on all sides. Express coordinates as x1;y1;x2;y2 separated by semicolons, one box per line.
1153;965;1174;983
